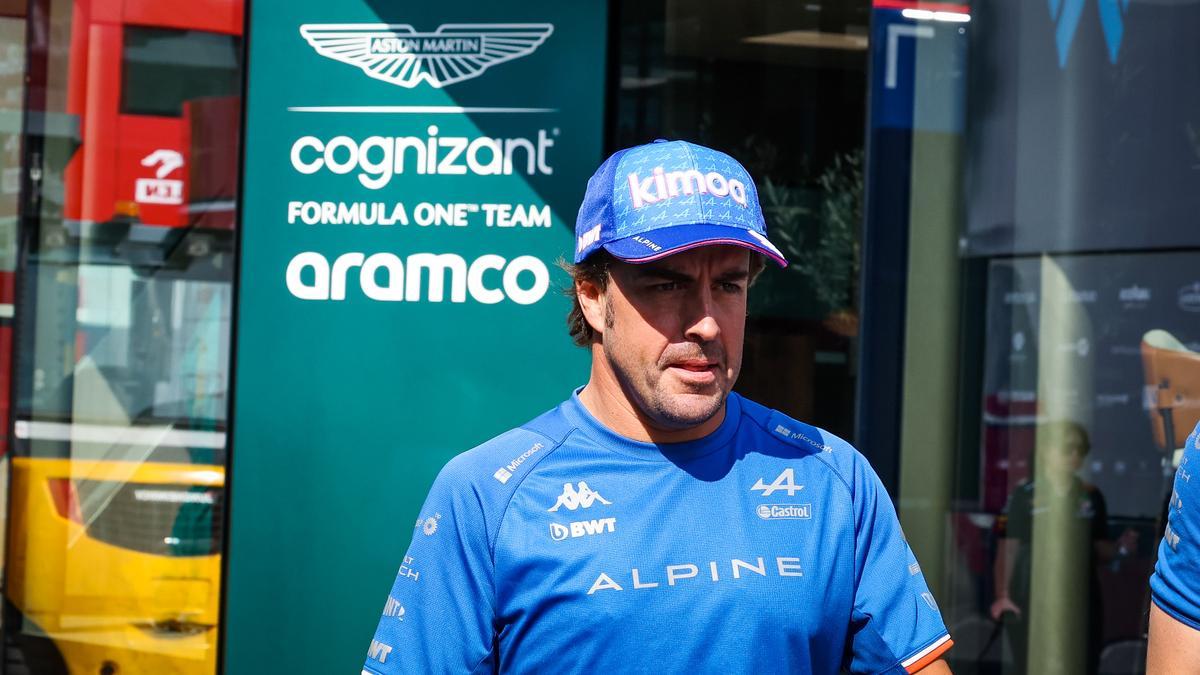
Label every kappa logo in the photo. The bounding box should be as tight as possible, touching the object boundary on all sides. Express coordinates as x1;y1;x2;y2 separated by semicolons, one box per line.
751;468;804;497
300;23;553;88
548;481;612;512
1049;0;1131;68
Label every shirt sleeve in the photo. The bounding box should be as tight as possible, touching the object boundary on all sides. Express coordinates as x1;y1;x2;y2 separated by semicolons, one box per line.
362;458;497;674
1150;420;1200;631
843;451;953;674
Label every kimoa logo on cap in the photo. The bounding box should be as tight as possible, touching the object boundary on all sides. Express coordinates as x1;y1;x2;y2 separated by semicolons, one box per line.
628;166;748;210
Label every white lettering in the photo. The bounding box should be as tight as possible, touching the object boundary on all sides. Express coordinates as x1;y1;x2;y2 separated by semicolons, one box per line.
286;252;550;305
732;557;767;579
360;253;405;301
628;166;750;209
289;131;556;188
290;136;324;174
587;573;623;595
632;568;659;589
666;564;698;585
777;557;804;576
286;252;331;300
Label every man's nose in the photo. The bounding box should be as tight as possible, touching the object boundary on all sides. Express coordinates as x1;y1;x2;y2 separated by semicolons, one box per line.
683;288;721;343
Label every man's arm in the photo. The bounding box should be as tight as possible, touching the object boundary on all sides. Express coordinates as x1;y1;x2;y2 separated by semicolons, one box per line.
1148;602;1200;672
362;455;498;674
840;443;954;673
990;538;1021;620
1148;421;1200;674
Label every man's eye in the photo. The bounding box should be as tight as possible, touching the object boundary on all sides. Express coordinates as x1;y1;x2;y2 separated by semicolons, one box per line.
652;282;680;292
719;282;744;293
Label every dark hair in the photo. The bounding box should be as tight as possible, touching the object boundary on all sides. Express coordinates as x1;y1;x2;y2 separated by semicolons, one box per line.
559;249;767;347
1039;419;1092;455
559;250;614;347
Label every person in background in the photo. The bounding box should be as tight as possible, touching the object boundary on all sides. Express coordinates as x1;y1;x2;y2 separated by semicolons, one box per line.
990;420;1134;673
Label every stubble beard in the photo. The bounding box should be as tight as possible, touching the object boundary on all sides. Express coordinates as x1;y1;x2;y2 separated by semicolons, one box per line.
602;308;732;431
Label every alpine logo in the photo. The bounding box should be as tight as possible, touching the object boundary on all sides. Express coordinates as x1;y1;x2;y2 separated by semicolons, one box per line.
549;517;617;541
751;468;804;497
300;23;554;88
1049;0;1131;68
548;481;611;512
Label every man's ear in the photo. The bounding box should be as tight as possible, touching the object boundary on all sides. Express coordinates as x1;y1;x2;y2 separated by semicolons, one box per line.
577;277;607;337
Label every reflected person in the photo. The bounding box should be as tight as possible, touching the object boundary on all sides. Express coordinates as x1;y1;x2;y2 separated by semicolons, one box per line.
990;421;1132;673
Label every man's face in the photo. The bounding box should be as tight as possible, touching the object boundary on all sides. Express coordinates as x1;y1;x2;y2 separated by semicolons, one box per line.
592;245;751;430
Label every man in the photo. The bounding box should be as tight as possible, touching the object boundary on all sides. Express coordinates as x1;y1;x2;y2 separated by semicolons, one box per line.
1148;419;1200;670
363;140;953;674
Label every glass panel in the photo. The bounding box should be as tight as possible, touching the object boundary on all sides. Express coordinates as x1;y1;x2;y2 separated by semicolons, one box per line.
0;6;25;649
873;0;1200;672
4;0;241;672
614;0;869;436
120;28;242;118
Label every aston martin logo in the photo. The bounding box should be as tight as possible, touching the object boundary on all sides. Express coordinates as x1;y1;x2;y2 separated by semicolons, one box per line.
299;23;554;88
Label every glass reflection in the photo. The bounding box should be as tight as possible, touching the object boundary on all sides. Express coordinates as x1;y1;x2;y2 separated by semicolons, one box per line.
3;0;241;672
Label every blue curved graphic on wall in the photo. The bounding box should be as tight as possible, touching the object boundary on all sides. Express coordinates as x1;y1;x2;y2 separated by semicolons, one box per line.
1096;0;1131;64
1050;0;1130;67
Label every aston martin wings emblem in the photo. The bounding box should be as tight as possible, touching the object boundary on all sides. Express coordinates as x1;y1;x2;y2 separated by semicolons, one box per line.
299;23;554;89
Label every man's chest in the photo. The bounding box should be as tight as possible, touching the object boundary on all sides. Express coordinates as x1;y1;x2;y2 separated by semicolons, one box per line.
492;456;855;638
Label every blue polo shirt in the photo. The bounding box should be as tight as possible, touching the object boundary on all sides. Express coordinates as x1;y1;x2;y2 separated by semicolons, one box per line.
1152;420;1200;630
363;391;952;674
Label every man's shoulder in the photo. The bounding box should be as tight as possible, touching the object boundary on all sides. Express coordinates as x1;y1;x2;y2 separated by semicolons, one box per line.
436;401;576;491
733;394;865;485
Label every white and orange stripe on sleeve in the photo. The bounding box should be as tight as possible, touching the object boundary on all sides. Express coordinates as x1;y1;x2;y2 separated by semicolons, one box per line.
901;634;953;673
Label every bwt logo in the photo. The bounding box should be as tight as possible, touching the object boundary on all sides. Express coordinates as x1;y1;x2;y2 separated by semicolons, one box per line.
1049;0;1131;67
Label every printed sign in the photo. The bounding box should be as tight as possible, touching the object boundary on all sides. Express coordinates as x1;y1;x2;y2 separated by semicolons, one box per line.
225;1;605;673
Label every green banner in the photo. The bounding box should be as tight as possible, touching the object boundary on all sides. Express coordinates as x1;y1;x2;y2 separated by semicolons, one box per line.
226;2;605;671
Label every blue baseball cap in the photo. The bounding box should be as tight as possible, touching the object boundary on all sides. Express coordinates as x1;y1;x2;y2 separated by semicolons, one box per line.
573;139;787;267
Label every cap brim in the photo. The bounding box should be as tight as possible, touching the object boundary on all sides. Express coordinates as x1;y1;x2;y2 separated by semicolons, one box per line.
603;223;788;267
